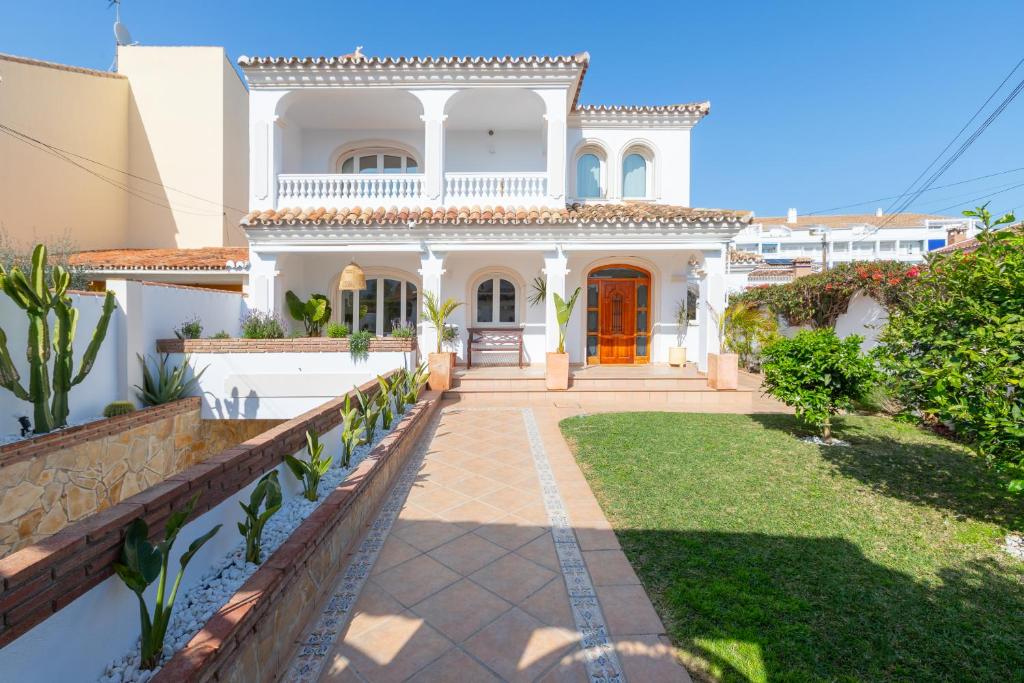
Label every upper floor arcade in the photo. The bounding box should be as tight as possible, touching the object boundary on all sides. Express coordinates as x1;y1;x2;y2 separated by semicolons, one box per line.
239;52;708;212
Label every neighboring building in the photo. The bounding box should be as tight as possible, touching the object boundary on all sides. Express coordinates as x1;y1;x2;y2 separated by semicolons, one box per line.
237;51;750;370
0;47;249;256
732;208;978;268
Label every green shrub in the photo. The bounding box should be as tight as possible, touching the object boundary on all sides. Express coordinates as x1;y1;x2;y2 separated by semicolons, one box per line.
210;330;231;339
284;290;332;336
349;330;373;359
174;316;203;340
240;310;285;339
237;471;282;564
113;492;220;670
326;322;349;338
135;353;207;406
761;329;877;441
103;401;136;418
284;430;333;502
877;221;1023;488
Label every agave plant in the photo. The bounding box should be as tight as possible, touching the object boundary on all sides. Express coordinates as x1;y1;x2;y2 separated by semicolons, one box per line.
135;353;207;406
422;290;462;354
340;394;366;468
238;471;282;564
284;430;333;502
113;492;221;670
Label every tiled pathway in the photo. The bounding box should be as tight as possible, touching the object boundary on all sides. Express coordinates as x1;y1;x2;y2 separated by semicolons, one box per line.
284;404;690;682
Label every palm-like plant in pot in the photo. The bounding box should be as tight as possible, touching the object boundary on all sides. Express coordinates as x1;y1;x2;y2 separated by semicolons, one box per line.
546;287;581;391
422;290;462;391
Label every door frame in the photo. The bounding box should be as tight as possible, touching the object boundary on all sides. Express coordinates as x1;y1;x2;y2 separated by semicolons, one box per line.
585;264;652;365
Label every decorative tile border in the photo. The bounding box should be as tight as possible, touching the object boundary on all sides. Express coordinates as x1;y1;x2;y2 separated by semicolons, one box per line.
521;408;626;683
283;409;441;682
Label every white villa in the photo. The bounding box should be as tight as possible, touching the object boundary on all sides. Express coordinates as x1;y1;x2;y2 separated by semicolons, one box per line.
237;51;749;372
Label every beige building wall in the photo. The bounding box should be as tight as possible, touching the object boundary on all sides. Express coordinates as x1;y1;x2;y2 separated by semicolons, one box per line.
0;55;129;249
0;47;248;252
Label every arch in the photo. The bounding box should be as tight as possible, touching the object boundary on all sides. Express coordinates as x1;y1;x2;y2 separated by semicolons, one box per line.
570;138;611;200
328;139;424;175
618;138;659;200
578;256;662;364
465;266;527;327
328;267;421;336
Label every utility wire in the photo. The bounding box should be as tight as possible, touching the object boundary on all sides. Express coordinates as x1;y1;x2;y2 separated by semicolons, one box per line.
921;181;1024;215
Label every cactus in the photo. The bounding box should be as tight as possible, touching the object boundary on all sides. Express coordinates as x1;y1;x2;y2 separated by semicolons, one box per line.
103;401;136;418
0;245;116;434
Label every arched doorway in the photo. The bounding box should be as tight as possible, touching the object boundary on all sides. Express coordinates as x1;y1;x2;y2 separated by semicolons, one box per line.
586;265;651;365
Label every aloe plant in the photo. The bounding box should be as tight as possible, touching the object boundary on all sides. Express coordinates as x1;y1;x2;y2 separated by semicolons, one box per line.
0;244;117;433
285;290;332;336
284;430;333;502
422;290;463;354
113;492;221;670
553;287;582;354
135;353;207;406
340;394;366;468
238;471;282;564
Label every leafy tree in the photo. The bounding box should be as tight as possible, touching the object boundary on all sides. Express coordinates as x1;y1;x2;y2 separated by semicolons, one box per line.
877;218;1023;489
761;329;877;441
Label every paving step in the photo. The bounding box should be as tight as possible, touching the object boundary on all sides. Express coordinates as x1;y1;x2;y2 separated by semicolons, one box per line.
451;376;711;392
444;388;756;409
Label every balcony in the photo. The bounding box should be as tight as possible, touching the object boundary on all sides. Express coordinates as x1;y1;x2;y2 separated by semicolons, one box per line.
276;171;550;207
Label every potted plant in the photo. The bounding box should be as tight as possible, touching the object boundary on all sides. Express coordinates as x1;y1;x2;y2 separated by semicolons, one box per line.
423;291;462;391
706;302;739;390
668;298;688;367
546;287;581;391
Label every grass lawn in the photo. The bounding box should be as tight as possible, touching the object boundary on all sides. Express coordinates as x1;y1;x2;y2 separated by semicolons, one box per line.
560;412;1024;683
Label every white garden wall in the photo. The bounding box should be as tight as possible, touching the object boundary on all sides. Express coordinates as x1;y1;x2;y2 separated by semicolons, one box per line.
776;292;887;352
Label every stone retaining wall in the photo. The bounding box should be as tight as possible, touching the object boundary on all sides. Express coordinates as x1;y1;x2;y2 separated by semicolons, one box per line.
156;338;417;354
154;391;441;683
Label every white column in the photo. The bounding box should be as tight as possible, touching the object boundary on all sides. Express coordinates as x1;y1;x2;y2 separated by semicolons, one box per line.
246;252;280;315
105;279;142;405
543;250;569;359
412;90;457;204
696;249;727;373
533;89;568;206
418;250;446;354
249;91;287;211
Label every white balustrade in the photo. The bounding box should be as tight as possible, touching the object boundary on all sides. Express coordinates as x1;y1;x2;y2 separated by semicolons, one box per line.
443;172;548;203
277;174;425;205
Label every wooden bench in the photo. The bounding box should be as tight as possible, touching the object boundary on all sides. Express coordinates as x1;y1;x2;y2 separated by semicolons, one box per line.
466;327;525;369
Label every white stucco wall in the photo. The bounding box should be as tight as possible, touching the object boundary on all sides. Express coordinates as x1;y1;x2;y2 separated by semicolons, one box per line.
777;292;887;352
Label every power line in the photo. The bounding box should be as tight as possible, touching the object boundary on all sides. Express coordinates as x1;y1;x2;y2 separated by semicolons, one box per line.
922;181;1024;215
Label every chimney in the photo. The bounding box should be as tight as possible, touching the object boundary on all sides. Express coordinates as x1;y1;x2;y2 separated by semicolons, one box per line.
875;207;884;217
947;223;968;246
787;207;798;224
792;256;813;278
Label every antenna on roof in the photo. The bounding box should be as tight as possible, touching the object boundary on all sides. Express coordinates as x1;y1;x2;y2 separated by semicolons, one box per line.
108;0;137;71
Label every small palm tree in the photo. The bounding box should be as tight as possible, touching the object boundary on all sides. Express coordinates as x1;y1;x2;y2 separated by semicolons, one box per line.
422;290;463;354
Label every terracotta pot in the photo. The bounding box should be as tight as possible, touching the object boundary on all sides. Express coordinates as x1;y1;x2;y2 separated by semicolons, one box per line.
708;352;738;390
545;352;570;391
428;352;453;391
668;347;687;367
449;351;456;370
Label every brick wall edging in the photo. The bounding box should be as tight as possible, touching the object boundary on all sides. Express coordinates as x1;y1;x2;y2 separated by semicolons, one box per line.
0;374;396;648
0;398;199;468
156;338;417;354
153;391;441;682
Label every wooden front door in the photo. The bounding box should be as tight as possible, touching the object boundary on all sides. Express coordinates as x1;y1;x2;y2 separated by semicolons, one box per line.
598;281;636;364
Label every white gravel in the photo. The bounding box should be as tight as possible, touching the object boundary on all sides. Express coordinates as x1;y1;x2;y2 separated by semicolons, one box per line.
99;401;405;683
1004;534;1024;560
800;435;850;447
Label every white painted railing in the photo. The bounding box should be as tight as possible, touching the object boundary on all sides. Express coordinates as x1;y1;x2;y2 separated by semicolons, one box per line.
277;173;425;204
444;172;548;203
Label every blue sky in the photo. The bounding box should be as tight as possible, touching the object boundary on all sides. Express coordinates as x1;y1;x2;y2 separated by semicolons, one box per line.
2;0;1023;218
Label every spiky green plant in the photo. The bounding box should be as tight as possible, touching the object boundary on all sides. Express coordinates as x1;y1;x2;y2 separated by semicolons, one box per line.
352;385;382;444
113;492;221;670
284;430;333;502
385;372;409;414
135;353;207;406
407;362;430;403
340;394;366;468
553;287;582;354
0;244;117;433
285;290;332;336
422;290;463;353
375;383;395;431
103;401;136;418
238;471;282;564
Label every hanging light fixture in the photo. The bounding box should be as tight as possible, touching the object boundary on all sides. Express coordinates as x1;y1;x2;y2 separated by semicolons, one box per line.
338;260;366;291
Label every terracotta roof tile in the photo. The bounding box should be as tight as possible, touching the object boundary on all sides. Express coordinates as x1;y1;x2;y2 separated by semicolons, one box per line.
755;213;952;229
237;53;589;68
729;248;763;264
575;102;710;115
68;248;249;271
243;203;750;227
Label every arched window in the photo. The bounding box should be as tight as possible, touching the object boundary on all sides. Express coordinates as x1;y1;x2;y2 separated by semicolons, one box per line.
622;153;648;198
576;153;602;198
475;275;518;325
337;275;418;336
337;148;419;174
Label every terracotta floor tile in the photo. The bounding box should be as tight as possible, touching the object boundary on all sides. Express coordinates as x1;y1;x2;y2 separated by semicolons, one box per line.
370;535;422;576
595;584;666;636
583;549;641;586
428;532;508;576
477;462;529;485
483;485;542;512
518;577;575;629
437;498;507;530
391;518;468;552
513;502;553;526
319;655;367;683
615;634;692;682
462;608;579;683
473;515;548;551
445;474;505;498
469;552;556;604
341;581;406;640
405;482;472;514
515;532;561;572
410;647;502;683
374;554;461;607
411;578;512;643
332;610;453;683
534;650;591;683
573;525;621;551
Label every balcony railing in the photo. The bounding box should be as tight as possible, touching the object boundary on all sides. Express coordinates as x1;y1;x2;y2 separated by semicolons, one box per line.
278;173;425;205
444;172;548;203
